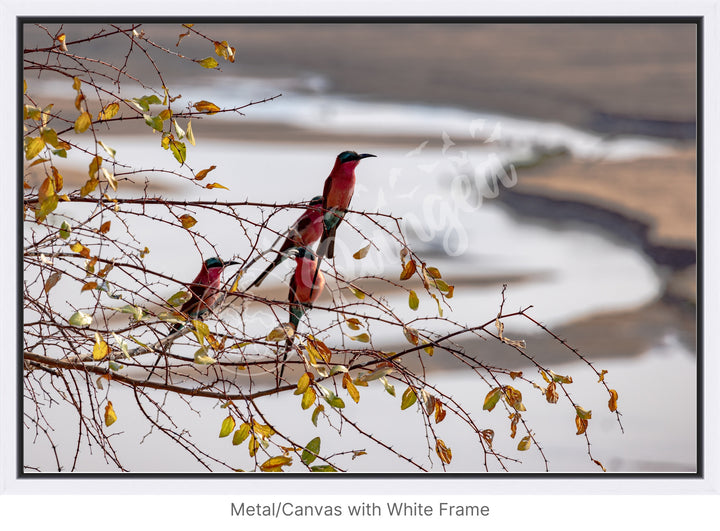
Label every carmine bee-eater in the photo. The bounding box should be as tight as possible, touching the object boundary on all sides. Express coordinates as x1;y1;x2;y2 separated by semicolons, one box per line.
172;256;240;331
250;196;324;289
278;247;325;384
317;151;376;259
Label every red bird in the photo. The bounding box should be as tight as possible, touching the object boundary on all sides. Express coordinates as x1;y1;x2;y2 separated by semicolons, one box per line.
172;257;239;331
278;247;325;384
317;151;376;259
250;196;324;288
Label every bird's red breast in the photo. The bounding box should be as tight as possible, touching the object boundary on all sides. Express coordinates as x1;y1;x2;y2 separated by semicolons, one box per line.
291;256;325;304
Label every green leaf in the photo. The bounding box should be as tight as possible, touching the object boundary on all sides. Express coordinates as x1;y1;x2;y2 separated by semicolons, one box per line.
219;415;235;437
408;290;419;311
68;311;92;327
381;376;395;397
311;405;324;426
400;387;418;410
575;406;593;420
130;95;162;112
59;221;71;239
143;114;164;132
170;140;187;164
310;465;337;472
301;437;321;465
168;291;191;307
198;57;219;69
483;387;503;411
323;392;345;409
193;346;216;365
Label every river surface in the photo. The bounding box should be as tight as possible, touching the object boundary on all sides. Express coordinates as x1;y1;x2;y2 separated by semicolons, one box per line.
24;76;696;473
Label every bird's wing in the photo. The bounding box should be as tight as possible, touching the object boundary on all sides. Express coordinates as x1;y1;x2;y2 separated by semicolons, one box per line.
322;175;332;209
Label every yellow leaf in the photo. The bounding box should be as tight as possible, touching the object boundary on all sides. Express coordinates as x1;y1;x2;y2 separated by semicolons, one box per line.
608;389;619;412
347;286;365;300
301;387;316;410
98;102;120;120
70;241;91;258
266;324;293;342
193;100;220;114
517;435;532;451
408;290;419;310
233;423;251;445
509;371;523;380
50;166;63;191
80;178;99;197
186;120;196;145
179;214;197;229
295;372;312;395
205;182;229;190
423;342;434;356
74;111;92;133
219;415;235;437
549;370;573;384
93;337;109;360
598;369;608;382
342;373;360;403
101;168;117;192
426;266;442;279
349;333;370;343
159;108;172;121
194;165;216;181
198;57;219;69
400;260;416;280
259;455;292;472
74;93;85;111
72;76;82;91
88;155;103;178
192;319;210;345
435;439;452;464
352;244;371;260
25;137;45;160
104;401;117;426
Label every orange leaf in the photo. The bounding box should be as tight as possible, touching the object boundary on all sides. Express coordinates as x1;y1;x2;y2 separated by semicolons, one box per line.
400;260;416;280
608;389;618;412
194;165;216;181
435;439;452;464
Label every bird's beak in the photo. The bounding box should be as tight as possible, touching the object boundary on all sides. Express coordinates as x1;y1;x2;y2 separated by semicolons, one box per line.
358;153;376;159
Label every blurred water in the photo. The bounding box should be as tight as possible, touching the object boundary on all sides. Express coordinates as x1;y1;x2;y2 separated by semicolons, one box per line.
25;78;695;474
